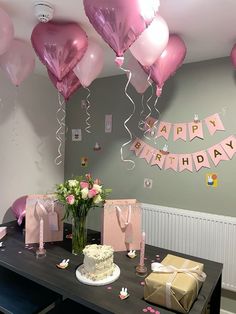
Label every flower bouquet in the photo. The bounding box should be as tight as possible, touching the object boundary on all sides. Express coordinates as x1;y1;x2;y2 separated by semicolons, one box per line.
56;173;111;254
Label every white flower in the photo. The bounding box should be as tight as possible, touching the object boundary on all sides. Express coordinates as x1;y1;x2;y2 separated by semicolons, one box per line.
93;194;102;204
93;184;102;193
68;180;78;187
81;187;89;199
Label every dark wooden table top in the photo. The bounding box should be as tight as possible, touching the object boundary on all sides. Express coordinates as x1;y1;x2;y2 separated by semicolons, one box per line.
0;221;223;314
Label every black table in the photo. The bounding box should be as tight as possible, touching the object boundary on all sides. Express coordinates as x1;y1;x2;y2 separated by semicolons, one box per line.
0;221;222;314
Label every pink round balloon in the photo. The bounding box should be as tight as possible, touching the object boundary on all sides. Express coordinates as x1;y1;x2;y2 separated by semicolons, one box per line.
74;39;104;87
83;0;159;64
146;34;186;96
230;44;236;69
130;15;169;67
0;8;14;55
0;39;35;86
125;53;150;94
48;69;81;101
12;195;27;225
31;22;88;81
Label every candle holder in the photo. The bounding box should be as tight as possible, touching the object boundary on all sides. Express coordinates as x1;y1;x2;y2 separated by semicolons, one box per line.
36;247;46;259
135;264;148;277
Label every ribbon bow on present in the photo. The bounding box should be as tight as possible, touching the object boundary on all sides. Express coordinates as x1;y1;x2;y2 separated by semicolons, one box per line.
151;263;207;282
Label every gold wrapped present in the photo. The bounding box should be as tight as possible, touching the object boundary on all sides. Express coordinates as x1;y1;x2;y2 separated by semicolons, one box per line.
144;254;207;313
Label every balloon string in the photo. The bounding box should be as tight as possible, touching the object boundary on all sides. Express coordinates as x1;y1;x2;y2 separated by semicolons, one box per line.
54;92;66;166
85;87;91;133
138;94;145;131
119;66;135;170
143;71;154;141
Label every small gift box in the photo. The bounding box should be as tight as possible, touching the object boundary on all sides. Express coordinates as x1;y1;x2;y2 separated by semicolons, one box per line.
144;254;207;313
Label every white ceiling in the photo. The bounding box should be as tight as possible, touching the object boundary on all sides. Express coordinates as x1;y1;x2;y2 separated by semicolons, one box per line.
1;0;236;78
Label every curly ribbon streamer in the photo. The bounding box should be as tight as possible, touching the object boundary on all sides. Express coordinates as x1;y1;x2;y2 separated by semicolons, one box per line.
143;72;154;141
55;92;66;166
119;66;136;170
138;94;145;131
84;87;91;133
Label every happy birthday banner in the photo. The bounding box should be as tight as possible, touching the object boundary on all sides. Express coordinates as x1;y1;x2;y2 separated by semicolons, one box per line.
145;113;225;141
130;135;236;172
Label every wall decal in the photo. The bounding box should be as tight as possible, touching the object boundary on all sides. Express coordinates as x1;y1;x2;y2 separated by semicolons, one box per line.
81;157;88;167
72;129;82;141
206;173;218;187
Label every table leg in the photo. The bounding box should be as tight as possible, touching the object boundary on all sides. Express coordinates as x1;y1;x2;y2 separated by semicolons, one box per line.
209;274;222;314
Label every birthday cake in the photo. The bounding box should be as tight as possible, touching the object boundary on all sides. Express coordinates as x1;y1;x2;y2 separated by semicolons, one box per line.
81;244;115;281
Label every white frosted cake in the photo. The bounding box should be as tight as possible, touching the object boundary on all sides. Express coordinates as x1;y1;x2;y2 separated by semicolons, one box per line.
81;244;115;281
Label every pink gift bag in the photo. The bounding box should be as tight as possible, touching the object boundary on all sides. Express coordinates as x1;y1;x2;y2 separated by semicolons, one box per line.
101;199;141;252
25;194;64;244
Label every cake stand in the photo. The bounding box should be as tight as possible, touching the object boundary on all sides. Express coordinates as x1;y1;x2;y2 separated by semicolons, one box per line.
76;264;120;286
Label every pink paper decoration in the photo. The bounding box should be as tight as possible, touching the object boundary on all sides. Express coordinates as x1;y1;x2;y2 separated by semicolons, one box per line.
139;144;154;164
208;144;229;166
188;122;204;141
151;150;166;169
173;123;187;141
178;154;193;172
192;150;210;171
156;121;172;140
164;154;178;172
205;113;225;136
130;138;145;156
220;135;236;159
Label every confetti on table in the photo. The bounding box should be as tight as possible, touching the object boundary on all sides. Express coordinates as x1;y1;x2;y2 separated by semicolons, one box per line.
143;309;148;312
156;255;160;258
18;251;22;254
107;286;112;290
140;281;145;286
1;249;5;252
144;257;148;260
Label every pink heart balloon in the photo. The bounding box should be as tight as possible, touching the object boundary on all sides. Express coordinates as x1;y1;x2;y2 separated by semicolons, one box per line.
48;69;81;101
83;0;159;65
146;34;186;96
31;22;88;81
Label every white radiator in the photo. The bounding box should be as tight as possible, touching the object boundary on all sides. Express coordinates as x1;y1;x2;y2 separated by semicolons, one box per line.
141;203;236;292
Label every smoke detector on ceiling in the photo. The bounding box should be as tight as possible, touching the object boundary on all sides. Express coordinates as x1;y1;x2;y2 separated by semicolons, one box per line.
34;1;54;23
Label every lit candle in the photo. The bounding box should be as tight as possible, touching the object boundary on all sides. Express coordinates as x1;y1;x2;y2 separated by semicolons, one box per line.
39;218;44;250
139;231;146;266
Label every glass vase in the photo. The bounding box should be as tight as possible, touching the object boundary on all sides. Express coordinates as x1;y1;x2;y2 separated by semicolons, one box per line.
72;214;87;255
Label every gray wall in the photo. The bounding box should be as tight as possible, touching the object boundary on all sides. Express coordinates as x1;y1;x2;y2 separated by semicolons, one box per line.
0;71;64;223
65;57;236;313
65;57;236;217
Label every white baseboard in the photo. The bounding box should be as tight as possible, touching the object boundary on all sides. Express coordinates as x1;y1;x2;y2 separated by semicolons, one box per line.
221;309;236;314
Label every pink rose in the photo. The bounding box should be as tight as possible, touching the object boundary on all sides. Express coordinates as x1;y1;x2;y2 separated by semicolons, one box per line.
80;181;89;189
66;194;75;205
88;188;98;198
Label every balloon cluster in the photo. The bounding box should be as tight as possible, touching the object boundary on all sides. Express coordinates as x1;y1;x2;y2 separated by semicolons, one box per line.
83;0;187;97
0;8;35;86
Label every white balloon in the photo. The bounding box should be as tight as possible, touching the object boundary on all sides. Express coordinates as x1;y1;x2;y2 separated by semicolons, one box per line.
74;39;104;87
130;15;169;67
